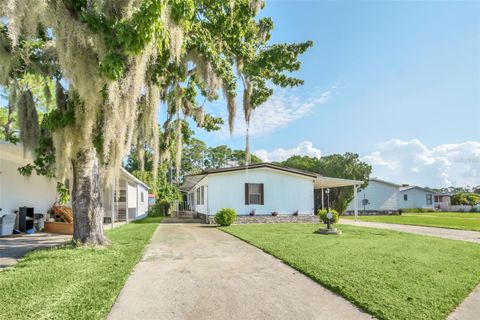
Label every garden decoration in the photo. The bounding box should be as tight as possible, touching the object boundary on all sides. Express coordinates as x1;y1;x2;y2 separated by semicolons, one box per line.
316;209;342;235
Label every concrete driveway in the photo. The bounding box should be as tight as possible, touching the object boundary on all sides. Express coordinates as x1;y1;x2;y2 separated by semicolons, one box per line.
108;224;372;320
0;233;70;268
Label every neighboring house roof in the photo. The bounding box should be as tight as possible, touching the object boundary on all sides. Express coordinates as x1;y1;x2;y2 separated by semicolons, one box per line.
369;177;401;188
399;186;433;193
181;163;364;192
1;140;149;190
120;168;150;189
434;192;453;196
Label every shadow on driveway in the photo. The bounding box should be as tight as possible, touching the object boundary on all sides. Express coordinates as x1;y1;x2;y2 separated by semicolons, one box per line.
0;233;71;268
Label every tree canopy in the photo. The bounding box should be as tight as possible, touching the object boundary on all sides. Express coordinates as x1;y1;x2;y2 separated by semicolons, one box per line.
1;1;311;244
281;153;372;213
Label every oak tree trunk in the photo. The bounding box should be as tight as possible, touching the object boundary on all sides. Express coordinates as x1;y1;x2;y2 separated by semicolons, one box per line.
71;146;109;245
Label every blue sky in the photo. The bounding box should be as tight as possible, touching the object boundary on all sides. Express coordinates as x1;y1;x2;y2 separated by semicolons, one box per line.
195;0;480;188
1;1;478;188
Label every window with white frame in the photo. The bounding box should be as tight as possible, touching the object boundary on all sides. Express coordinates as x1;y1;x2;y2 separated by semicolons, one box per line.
245;183;263;205
404;194;408;201
196;186;205;205
426;194;432;205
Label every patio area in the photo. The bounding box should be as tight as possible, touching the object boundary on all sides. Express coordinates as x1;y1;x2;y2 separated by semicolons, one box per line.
0;233;71;269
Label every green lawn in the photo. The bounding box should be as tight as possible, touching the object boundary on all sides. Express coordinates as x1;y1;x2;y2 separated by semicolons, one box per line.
0;216;161;320
221;223;480;320
343;211;480;231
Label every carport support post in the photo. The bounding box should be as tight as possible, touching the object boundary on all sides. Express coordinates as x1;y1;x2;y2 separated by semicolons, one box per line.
125;180;129;224
321;188;324;210
111;183;115;229
354;184;358;221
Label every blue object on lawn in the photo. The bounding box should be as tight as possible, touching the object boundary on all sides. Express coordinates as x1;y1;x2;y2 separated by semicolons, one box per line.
26;228;35;234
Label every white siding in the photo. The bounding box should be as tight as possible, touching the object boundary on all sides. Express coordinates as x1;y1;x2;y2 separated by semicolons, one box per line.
192;178;208;214
136;184;149;217
399;188;434;209
204;168;314;216
127;182;137;208
347;180;399;212
0;146;57;215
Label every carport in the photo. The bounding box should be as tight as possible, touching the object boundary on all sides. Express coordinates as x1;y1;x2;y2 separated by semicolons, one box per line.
314;176;364;220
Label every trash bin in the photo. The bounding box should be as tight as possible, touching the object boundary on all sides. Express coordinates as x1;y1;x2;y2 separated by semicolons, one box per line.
0;213;17;236
34;213;45;231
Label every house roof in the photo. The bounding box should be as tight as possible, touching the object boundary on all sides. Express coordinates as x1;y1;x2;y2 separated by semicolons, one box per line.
184;162;318;179
181;163;364;192
399;185;433;193
369;177;401;187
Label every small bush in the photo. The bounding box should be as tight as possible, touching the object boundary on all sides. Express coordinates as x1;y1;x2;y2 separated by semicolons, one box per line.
148;203;169;216
317;209;339;224
214;208;237;226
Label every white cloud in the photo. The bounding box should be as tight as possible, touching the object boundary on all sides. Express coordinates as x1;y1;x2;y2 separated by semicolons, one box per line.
254;141;322;162
218;88;332;137
254;139;480;188
362;139;480;188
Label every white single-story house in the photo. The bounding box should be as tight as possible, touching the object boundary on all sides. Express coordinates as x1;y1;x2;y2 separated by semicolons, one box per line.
399;186;434;209
0;141;149;228
346;178;434;214
180;163;363;222
346;178;400;213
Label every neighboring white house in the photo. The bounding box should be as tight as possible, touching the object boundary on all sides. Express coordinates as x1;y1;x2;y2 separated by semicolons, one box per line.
399;186;434;209
0;141;149;224
346;178;400;213
181;163;363;222
347;178;434;213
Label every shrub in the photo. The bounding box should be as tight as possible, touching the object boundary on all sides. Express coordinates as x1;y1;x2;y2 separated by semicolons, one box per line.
214;208;237;226
317;209;339;224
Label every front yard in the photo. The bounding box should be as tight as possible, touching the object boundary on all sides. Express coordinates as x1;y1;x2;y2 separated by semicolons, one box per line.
221;223;480;320
0;216;161;320
343;211;480;231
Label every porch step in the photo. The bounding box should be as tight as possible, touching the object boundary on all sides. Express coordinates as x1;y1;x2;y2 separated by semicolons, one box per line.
178;211;196;219
117;209;127;222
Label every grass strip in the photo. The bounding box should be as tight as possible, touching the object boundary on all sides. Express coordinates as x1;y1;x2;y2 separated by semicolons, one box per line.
221;223;480;320
0;216;161;320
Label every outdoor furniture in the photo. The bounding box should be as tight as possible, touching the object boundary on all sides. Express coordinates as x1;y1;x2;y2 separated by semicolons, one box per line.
18;207;35;232
0;213;17;236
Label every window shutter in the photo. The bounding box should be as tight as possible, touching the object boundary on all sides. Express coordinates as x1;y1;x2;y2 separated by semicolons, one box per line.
245;183;249;205
260;183;264;205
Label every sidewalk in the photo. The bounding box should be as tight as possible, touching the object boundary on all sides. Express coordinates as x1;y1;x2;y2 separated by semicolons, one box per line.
340;219;480;243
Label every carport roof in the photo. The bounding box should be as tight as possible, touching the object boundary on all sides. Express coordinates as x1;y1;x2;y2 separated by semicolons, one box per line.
313;176;364;189
180;163;364;192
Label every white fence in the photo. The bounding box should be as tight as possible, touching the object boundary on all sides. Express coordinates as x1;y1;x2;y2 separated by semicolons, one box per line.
449;205;475;212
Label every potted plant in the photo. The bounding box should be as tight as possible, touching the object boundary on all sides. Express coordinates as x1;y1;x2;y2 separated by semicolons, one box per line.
271;211;278;216
249;209;256;216
292;210;298;216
